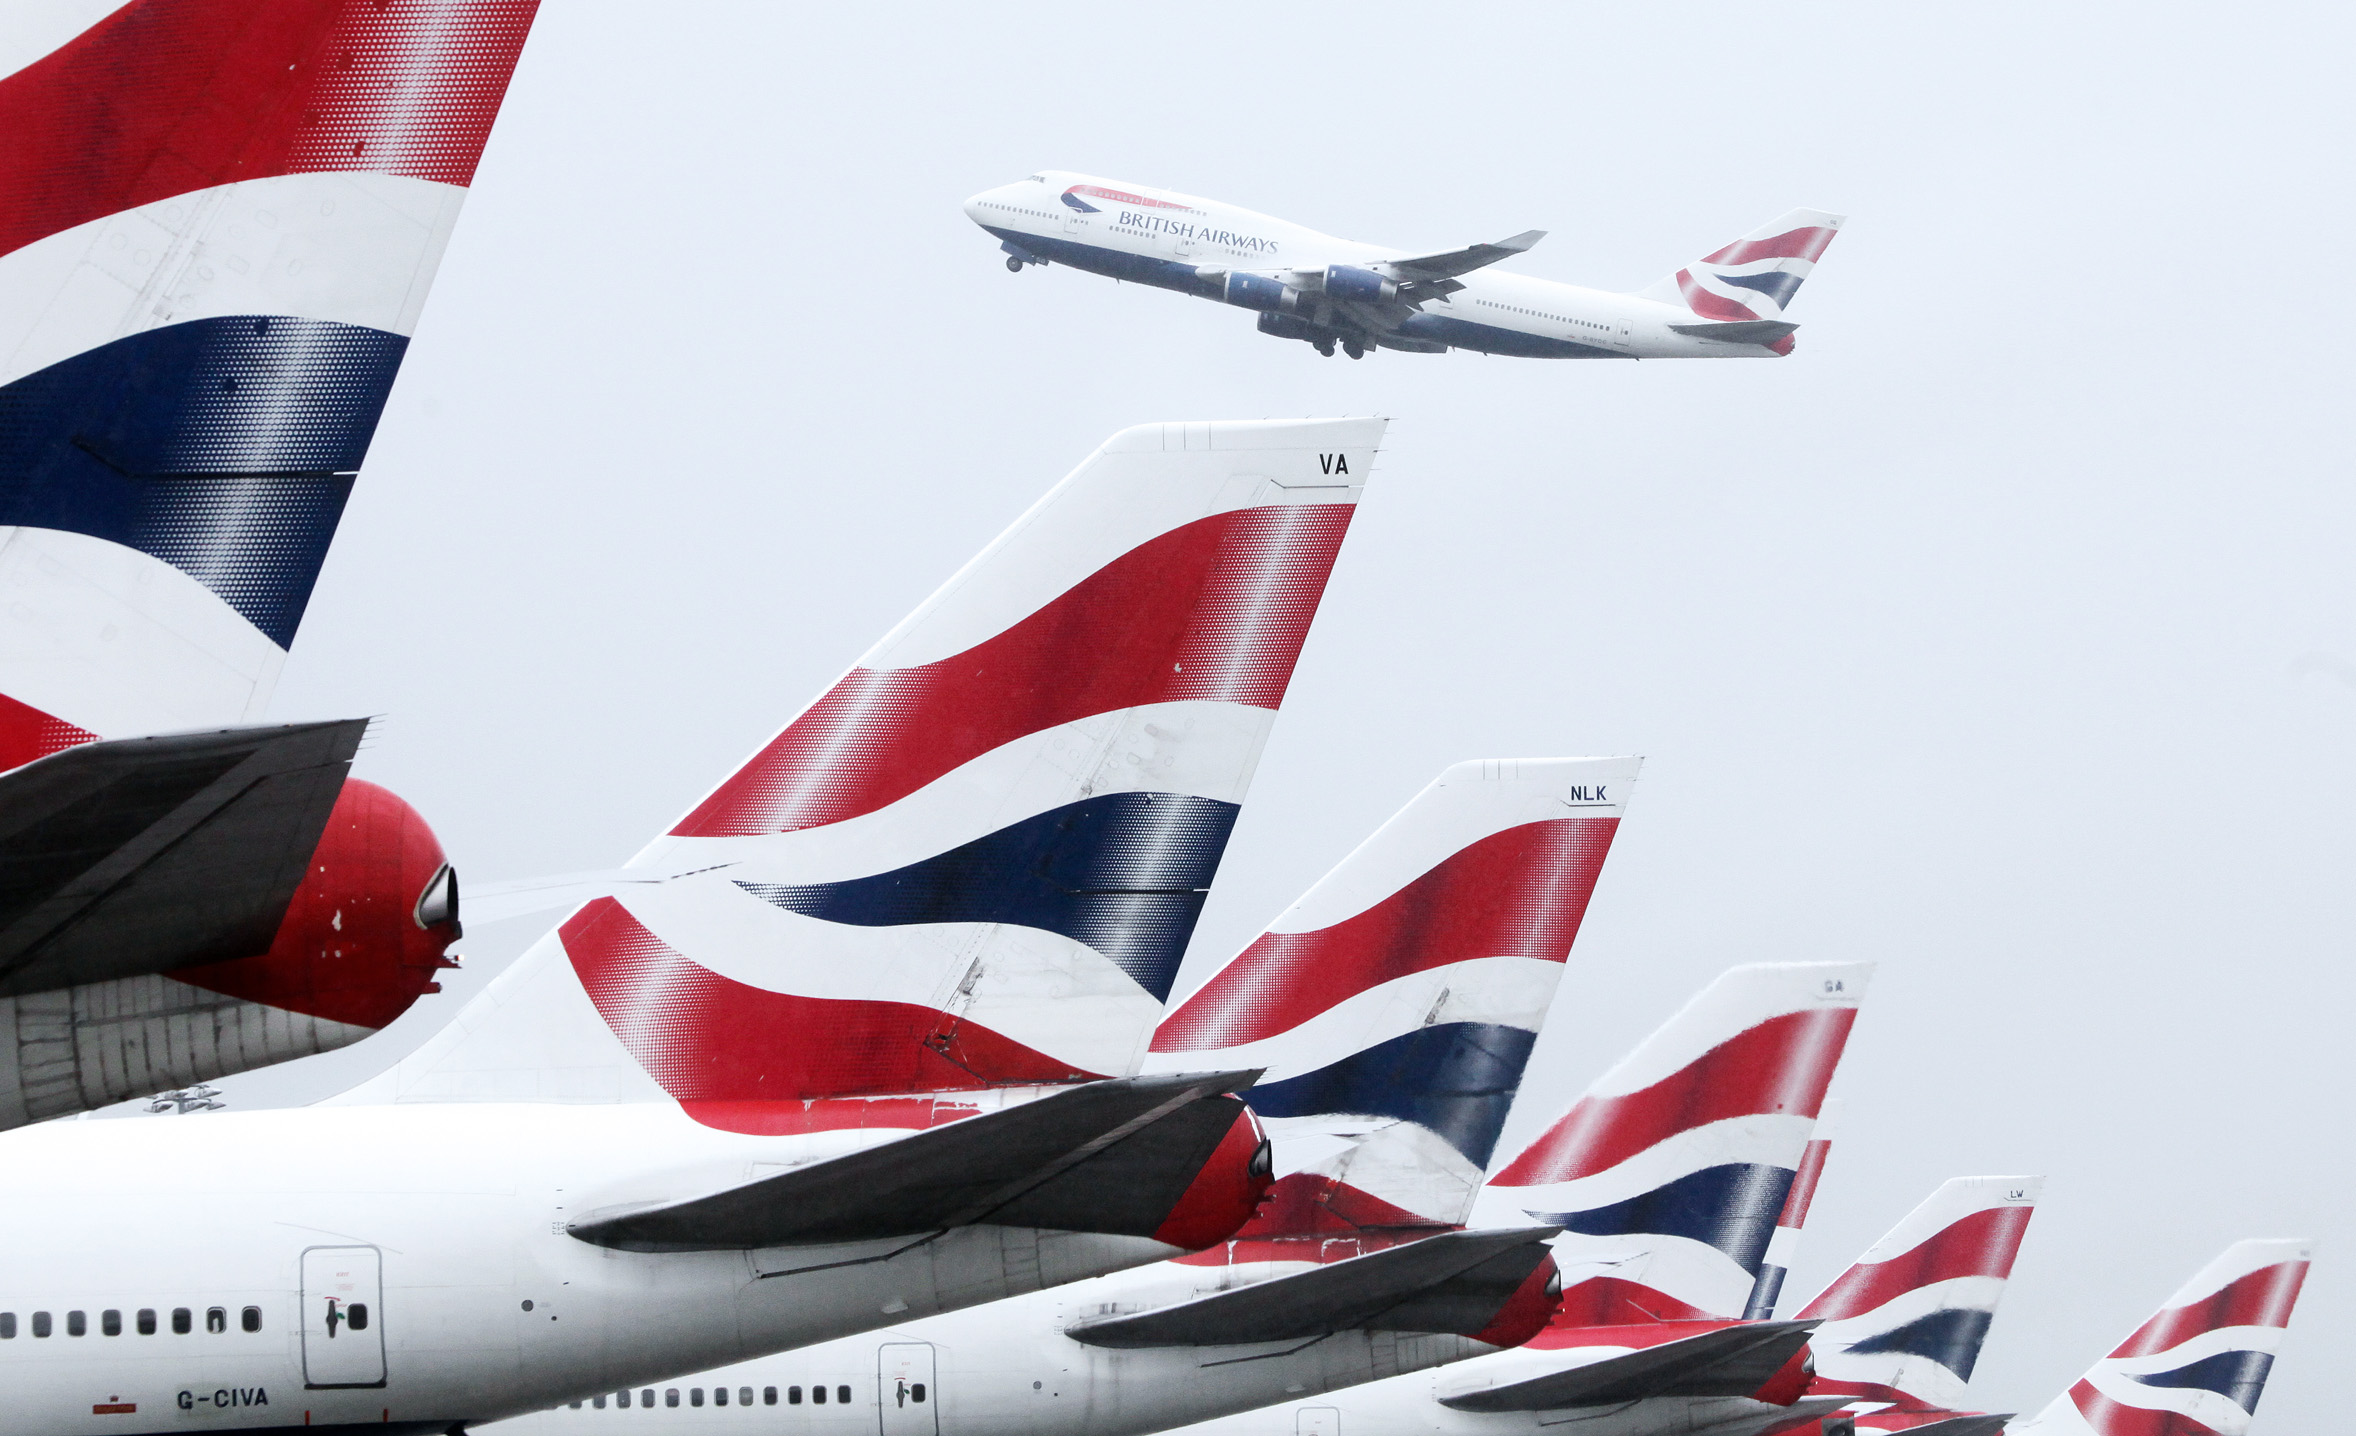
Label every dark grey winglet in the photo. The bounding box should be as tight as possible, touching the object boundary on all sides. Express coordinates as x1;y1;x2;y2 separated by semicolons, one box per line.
1064;1226;1561;1348
567;1069;1259;1253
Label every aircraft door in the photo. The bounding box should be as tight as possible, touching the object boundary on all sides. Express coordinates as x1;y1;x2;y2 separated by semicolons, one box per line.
300;1246;386;1388
878;1343;937;1436
1298;1408;1340;1436
1612;314;1633;350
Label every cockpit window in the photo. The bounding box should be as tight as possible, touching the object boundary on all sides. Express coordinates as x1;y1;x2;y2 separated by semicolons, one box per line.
1025;173;1045;182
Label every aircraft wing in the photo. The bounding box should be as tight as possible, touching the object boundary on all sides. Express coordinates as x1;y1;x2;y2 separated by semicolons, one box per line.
1063;1226;1560;1347
0;719;366;996
566;1071;1258;1252
1438;1320;1820;1411
1382;229;1546;283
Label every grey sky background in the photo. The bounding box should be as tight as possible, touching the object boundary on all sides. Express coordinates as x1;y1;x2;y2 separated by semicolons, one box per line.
174;2;2354;1424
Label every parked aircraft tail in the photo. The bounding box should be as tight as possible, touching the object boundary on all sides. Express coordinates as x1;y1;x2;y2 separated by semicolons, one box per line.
2011;1239;2312;1436
0;0;539;757
1151;756;1639;1229
352;419;1378;1122
1481;961;1870;1321
1638;209;1844;353
1800;1175;2043;1412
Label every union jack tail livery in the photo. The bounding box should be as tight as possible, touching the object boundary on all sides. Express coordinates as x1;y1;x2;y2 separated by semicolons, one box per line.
1800;1176;2043;1415
1150;756;1638;1229
2012;1239;2313;1436
1745;1098;1840;1319
1478;962;1870;1321
0;0;539;754
1638;208;1844;354
355;419;1378;1121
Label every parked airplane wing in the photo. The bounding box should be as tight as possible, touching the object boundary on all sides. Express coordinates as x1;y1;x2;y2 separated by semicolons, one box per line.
1384;229;1547;281
1065;1226;1561;1347
566;1070;1260;1252
1884;1417;2015;1436
1438;1320;1820;1411
0;719;366;995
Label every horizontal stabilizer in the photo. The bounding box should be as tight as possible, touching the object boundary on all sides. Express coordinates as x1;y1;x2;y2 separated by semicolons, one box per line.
1067;1226;1559;1348
1668;320;1800;345
1885;1417;2015;1436
568;1071;1255;1252
1703;1398;1859;1436
0;720;367;995
1441;1320;1818;1411
1387;230;1546;281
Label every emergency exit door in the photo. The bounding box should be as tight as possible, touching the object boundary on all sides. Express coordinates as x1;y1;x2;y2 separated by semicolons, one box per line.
878;1343;937;1436
300;1246;386;1388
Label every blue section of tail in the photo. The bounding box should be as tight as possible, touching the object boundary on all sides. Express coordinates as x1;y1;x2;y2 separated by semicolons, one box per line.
738;792;1239;1003
2132;1351;2277;1415
0;316;406;646
1846;1307;1997;1382
1714;270;1806;308
1534;1163;1797;1272
1242;1021;1540;1170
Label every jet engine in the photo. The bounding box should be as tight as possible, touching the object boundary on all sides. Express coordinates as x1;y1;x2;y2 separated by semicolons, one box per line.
1324;265;1398;303
1221;270;1301;313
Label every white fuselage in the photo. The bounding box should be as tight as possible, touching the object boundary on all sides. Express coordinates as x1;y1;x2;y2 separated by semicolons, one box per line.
486;1249;1505;1436
0;1100;1183;1435
962;173;1778;360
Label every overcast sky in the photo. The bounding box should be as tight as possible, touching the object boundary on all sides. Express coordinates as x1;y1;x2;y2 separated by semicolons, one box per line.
182;2;2356;1424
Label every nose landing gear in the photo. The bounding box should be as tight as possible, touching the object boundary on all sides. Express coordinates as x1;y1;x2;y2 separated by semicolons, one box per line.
1005;256;1025;273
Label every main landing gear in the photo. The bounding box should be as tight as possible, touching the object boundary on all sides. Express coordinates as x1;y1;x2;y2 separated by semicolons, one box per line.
1005;257;1025;273
1314;339;1335;357
1342;340;1366;360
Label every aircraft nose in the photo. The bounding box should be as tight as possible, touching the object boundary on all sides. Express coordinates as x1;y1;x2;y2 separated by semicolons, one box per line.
962;187;1001;224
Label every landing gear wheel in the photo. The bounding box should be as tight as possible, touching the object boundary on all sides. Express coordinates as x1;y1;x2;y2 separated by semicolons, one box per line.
1314;340;1336;358
1343;340;1365;360
1005;257;1025;273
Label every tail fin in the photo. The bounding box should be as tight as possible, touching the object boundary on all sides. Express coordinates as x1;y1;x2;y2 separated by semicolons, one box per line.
1638;208;1844;335
2013;1239;2313;1436
1800;1176;2043;1410
1150;756;1638;1229
354;419;1378;1120
1480;962;1870;1321
0;0;538;762
1744;1098;1840;1319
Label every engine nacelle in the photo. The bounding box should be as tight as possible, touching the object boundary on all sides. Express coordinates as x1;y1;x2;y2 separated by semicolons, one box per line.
167;778;461;1031
1222;270;1299;313
1325;264;1398;303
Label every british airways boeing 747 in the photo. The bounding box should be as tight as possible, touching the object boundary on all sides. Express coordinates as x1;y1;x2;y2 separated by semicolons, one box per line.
966;172;1842;361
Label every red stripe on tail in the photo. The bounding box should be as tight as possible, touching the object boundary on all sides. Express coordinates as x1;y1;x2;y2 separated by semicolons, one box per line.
560;898;1100;1107
0;0;538;260
676;504;1353;838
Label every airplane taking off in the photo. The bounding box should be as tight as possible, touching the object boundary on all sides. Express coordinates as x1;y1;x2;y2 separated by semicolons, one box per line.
487;755;1638;1436
0;0;541;1123
964;173;1842;361
0;418;1378;1432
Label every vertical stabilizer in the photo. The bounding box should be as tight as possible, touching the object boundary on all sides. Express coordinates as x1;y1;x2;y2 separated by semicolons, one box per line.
1636;208;1844;353
1480;962;1870;1321
1151;756;1639;1229
1745;1098;1840;1319
0;0;539;760
2012;1239;2312;1436
351;420;1379;1123
1801;1176;2043;1411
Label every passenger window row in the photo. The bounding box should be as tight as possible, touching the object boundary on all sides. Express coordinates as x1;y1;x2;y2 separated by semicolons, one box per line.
0;1306;261;1339
568;1384;862;1411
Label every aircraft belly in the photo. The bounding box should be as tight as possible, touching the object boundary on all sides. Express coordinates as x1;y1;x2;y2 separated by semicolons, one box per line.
974;227;1211;295
1394;314;1621;360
